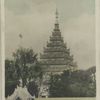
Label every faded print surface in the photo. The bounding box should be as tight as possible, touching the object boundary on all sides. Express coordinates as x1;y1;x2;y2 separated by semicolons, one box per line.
5;0;96;99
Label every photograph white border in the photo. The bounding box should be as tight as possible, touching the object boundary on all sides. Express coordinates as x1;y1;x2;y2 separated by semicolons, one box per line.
0;0;100;100
1;0;5;99
96;0;100;100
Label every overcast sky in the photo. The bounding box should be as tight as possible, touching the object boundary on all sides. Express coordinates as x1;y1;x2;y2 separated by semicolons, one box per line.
5;0;95;69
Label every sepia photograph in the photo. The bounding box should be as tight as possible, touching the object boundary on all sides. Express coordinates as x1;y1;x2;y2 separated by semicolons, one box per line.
4;0;96;100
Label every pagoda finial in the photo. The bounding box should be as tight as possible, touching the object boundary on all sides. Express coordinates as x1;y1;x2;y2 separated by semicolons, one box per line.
55;8;59;24
54;8;60;30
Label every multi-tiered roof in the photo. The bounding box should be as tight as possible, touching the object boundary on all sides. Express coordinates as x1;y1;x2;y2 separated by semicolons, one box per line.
40;10;77;72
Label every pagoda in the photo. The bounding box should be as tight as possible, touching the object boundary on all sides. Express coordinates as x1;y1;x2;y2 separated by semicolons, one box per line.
39;10;77;97
40;10;77;73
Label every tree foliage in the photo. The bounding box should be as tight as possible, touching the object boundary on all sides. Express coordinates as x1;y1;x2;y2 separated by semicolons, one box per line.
27;81;38;97
5;47;43;97
5;60;18;97
12;47;43;86
49;67;96;97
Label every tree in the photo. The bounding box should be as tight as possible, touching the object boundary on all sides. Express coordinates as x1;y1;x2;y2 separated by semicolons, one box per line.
5;47;43;97
5;59;18;97
49;67;96;97
49;70;72;97
13;47;43;87
27;81;38;97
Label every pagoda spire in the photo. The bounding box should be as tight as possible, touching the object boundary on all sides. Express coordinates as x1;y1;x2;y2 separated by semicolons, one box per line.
54;9;60;31
55;8;59;24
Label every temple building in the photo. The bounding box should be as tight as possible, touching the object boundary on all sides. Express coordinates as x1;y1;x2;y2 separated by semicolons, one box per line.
40;10;77;73
39;10;77;97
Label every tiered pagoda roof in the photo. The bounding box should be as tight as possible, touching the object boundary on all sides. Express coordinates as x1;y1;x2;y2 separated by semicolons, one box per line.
40;10;77;69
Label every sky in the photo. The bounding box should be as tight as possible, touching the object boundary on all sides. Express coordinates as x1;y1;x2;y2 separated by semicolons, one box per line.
5;0;95;69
